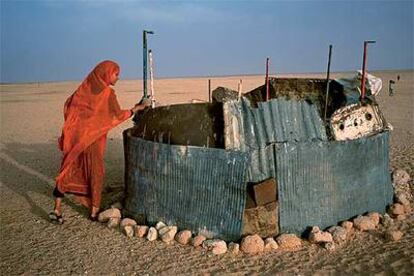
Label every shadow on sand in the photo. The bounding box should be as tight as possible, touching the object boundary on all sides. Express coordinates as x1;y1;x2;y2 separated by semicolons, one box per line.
0;140;126;221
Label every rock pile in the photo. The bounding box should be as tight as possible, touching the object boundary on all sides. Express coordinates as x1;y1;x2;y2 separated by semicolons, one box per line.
390;169;412;220
388;168;412;223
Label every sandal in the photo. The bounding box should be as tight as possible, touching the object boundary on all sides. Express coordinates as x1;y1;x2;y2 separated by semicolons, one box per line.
49;211;64;225
89;215;98;222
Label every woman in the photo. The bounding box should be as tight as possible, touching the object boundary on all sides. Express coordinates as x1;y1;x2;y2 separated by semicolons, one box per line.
49;60;150;224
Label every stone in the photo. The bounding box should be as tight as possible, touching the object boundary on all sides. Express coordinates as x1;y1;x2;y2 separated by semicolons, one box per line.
147;227;158;241
228;242;240;255
367;212;380;226
110;202;123;210
240;234;265;254
264;237;279;251
107;217;120;228
404;204;412;214
123;225;134;238
120;218;137;228
242;202;278;238
276;234;302;250
395;192;410;206
353;216;376;231
192;235;207;247
308;226;333;244
381;214;394;227
155;221;167;230
202;239;227;255
323;242;336;251
389;203;405;216
385;230;403;241
175;230;192;245
134;225;149;238
98;208;121;223
392;169;411;185
159;226;178;243
396;214;407;221
327;226;347;243
341;221;353;232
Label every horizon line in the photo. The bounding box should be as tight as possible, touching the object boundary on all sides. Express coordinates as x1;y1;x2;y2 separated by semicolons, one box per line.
1;68;412;85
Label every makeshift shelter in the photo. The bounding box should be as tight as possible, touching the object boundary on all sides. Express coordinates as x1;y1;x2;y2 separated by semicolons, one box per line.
123;76;392;241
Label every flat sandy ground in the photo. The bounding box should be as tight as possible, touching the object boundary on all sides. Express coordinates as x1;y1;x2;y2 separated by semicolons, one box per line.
1;70;413;275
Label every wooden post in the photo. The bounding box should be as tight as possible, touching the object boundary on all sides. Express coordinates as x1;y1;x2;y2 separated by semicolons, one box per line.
208;79;211;102
238;79;243;101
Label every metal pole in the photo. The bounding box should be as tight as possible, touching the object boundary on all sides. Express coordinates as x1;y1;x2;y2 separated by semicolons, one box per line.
142;30;154;99
208;79;211;102
324;45;333;122
360;40;376;102
265;57;270;101
148;49;155;108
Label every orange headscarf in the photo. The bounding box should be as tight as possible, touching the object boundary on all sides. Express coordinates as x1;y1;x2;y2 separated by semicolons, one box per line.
56;60;131;191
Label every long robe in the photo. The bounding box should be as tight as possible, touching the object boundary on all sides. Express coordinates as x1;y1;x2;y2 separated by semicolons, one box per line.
55;60;131;208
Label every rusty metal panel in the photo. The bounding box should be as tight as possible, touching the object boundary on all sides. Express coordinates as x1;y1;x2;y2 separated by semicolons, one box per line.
123;129;249;241
224;98;327;151
275;131;393;234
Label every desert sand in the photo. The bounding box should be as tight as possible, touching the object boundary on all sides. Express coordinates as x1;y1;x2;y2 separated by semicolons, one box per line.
1;70;413;275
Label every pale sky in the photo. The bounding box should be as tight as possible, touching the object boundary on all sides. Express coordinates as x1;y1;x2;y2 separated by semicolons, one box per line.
1;0;413;83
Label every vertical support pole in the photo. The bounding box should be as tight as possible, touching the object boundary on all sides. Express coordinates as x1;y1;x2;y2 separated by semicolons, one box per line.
324;44;333;122
238;79;243;101
143;31;148;98
208;79;211;103
360;40;376;102
265;57;270;101
148;49;155;108
142;30;154;99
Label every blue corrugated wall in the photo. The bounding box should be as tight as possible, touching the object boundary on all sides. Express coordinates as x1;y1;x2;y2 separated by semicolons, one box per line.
123;130;249;241
275;132;393;234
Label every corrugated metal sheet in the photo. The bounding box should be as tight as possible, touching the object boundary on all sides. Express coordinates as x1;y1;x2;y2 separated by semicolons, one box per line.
247;144;277;182
275;131;393;234
224;98;327;151
123;129;249;241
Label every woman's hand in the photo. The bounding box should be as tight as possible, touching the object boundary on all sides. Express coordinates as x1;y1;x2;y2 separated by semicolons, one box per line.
130;98;152;113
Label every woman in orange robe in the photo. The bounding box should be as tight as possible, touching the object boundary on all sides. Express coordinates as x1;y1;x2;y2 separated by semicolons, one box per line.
50;60;149;223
